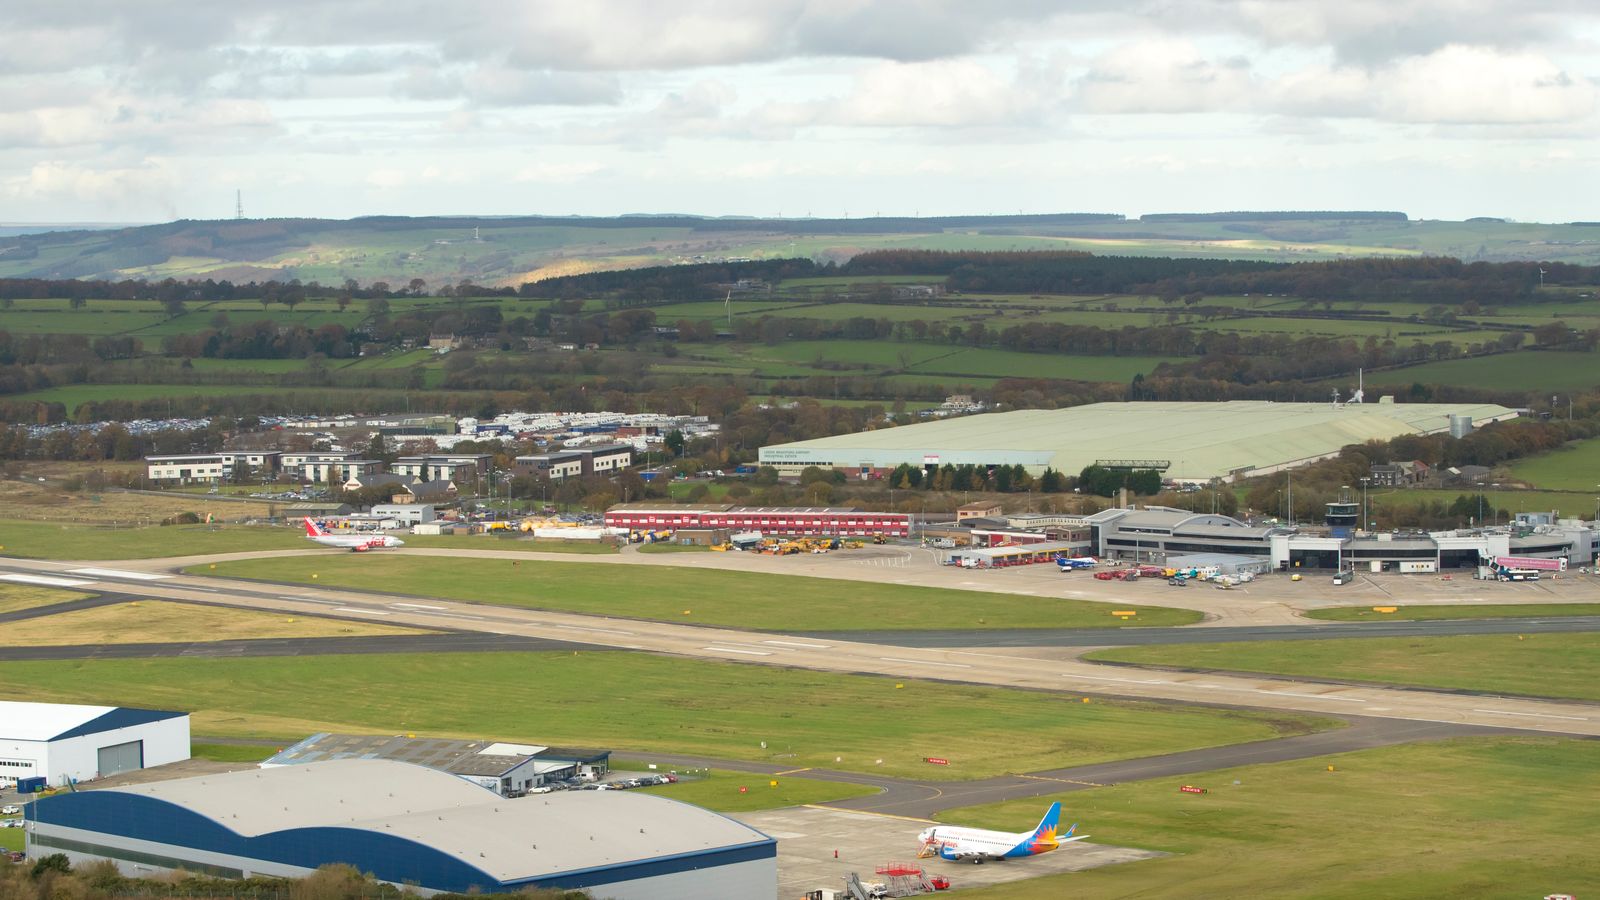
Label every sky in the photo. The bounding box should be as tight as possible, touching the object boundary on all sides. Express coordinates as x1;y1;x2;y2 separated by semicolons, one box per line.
3;0;1598;224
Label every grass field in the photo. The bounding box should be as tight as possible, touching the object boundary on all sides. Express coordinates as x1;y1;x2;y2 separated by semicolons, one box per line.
0;600;427;646
0;521;305;558
632;768;878;813
190;742;275;763
1364;350;1600;392
634;542;710;553
951;737;1600;899
0;652;1332;780
905;348;1176;381
0;584;88;614
1307;603;1600;622
401;535;621;554
0;829;19;853
196;555;1203;630
7;383;282;411
1372;487;1595;520
1508;437;1600;491
1086;632;1600;701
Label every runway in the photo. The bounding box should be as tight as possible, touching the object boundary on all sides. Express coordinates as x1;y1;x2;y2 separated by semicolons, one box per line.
2;554;1598;738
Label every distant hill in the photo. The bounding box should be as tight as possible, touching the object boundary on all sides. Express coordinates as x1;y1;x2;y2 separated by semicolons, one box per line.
4;211;1600;287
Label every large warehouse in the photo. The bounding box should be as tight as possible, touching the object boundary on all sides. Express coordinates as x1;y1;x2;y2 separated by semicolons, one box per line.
0;701;190;788
26;758;776;898
759;399;1518;482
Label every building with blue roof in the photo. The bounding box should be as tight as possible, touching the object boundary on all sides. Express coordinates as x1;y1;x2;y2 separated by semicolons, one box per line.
26;758;776;898
0;700;190;788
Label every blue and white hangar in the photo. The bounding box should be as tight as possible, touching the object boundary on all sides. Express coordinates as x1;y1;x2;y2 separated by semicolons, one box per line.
0;701;190;788
26;758;777;899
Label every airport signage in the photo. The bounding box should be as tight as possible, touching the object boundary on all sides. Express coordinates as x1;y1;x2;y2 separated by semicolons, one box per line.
1179;785;1208;794
924;757;950;766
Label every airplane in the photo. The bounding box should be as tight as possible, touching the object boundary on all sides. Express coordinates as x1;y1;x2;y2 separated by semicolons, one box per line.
304;517;404;551
917;802;1086;864
1055;556;1098;570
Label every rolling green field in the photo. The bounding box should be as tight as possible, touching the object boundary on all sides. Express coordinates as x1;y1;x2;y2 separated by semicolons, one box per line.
0;652;1332;780
196;555;1203;630
0;829;19;853
1508;437;1600;491
906;348;1176;381
952;737;1600;899
1372;487;1594;520
1307;603;1600;622
190;742;275;763
1086;632;1600;701
7;383;284;410
1364;350;1600;392
0;520;306;559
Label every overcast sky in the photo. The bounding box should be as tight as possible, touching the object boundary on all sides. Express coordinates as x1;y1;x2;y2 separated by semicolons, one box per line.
3;1;1598;223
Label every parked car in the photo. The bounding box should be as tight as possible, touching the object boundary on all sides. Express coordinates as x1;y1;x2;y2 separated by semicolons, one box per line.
0;806;19;815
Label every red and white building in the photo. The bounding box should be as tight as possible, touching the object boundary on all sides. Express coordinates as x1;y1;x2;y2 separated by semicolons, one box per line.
605;504;910;538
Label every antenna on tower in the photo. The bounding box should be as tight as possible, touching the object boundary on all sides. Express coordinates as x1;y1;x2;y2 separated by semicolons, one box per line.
1349;368;1365;404
1538;267;1547;288
235;190;243;220
724;289;733;329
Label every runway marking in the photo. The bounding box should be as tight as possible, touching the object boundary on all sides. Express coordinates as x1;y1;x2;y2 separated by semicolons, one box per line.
67;567;170;581
879;657;971;668
556;624;636;636
183;587;218;593
413;611;488;621
0;574;96;587
774;767;814;776
1061;673;1169;685
332;607;391;616
390;603;447;610
1471;708;1588;721
762;640;831;649
704;646;771;656
1016;774;1108;787
280;596;338;604
1255;690;1367;704
804;805;935;824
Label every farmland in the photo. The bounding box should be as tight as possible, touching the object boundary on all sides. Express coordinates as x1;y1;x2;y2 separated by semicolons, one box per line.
1507;436;1600;490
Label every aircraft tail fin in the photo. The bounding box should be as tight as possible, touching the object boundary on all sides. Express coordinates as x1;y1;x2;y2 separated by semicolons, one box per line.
304;517;324;537
1009;802;1063;855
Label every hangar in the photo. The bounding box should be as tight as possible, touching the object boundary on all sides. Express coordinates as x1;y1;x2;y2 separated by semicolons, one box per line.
0;701;190;788
26;758;777;899
759;400;1517;482
261;732;611;795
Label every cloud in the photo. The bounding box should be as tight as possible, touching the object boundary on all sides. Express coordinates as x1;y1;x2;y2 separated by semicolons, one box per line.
1073;40;1254;114
512;161;607;183
3;159;179;214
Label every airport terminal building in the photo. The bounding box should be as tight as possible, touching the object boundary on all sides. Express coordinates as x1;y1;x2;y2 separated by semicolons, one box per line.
26;758;776;899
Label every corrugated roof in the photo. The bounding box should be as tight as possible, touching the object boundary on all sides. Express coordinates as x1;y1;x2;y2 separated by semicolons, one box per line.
760;401;1518;481
106;759;769;881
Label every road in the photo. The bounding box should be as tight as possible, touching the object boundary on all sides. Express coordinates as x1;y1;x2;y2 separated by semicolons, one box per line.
2;555;1597;737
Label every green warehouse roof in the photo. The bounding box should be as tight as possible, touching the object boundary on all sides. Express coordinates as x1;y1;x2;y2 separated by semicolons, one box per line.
758;400;1517;481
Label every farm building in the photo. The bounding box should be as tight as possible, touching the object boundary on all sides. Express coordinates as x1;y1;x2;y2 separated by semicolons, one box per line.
0;701;190;788
260;732;609;795
26;758;776;898
758;400;1518;483
605;505;911;538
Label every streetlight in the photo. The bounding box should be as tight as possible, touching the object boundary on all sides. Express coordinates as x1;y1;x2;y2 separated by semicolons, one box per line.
1359;476;1370;532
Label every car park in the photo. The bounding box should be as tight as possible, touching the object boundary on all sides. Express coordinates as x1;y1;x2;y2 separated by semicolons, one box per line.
0;805;19;815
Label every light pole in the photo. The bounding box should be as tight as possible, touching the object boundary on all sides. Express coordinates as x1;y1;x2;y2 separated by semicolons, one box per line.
1359;476;1370;532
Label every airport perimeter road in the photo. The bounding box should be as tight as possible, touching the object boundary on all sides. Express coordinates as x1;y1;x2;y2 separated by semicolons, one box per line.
2;557;1598;737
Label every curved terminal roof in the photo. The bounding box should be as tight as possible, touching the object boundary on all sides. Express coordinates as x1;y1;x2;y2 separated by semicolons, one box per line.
759;401;1517;481
90;758;770;883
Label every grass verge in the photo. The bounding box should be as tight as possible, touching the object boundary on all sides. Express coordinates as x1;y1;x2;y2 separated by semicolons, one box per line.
947;737;1599;899
0;585;89;615
0;829;20;853
1306;603;1600;622
632;769;877;813
0;520;304;559
0;601;428;647
1086;632;1600;701
194;556;1202;630
190;742;277;764
0;652;1333;781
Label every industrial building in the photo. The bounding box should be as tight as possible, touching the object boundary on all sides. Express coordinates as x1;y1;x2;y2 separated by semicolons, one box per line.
759;400;1518;483
1078;506;1596;572
0;701;190;788
260;733;610;795
26;759;777;898
605;504;911;538
514;444;634;480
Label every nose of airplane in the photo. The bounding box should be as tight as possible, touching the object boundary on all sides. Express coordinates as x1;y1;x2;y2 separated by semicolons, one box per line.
392;538;405;546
